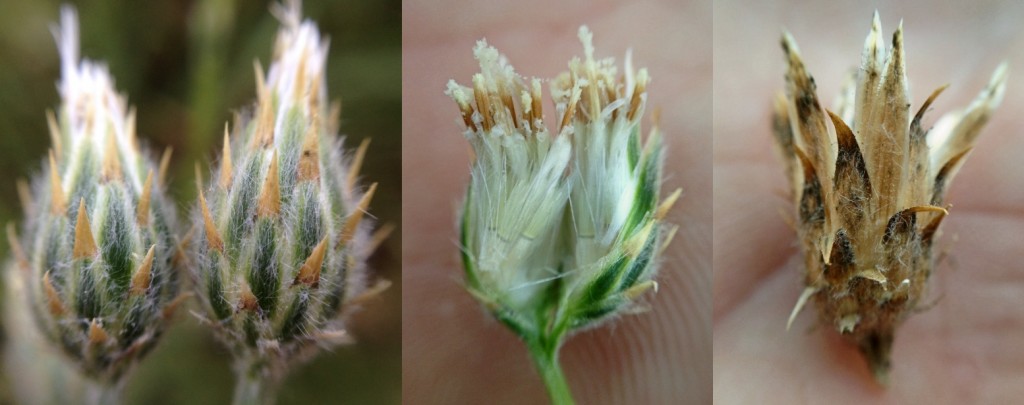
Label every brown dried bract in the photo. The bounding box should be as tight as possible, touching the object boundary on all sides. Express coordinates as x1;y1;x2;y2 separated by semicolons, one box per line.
775;12;1006;385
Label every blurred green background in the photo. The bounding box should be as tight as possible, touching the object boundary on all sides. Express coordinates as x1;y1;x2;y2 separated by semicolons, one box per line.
0;0;400;403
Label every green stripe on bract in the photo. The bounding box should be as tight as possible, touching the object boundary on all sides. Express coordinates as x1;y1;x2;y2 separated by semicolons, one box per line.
279;289;310;341
620;230;657;291
76;261;100;319
251;218;279;316
227;157;261;252
101;187;134;299
206;254;230;320
587;255;629;301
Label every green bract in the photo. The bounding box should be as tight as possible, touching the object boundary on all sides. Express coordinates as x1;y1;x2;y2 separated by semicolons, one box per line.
189;2;378;398
448;26;679;404
9;7;179;386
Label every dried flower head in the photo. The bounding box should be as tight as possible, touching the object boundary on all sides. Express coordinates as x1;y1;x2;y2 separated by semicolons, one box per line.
8;6;179;387
188;1;382;399
448;26;678;403
775;12;1007;385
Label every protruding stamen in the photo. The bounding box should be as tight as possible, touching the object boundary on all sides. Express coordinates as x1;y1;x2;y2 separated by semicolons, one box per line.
347;138;370;190
472;74;493;131
49;150;65;214
219;126;233;188
130;245;156;296
655;188;682;220
73;199;97;259
294;237;328;288
257;151;281;218
628;69;649;121
7;223;29;271
199;192;224;252
138;171;153;225
42;272;66;316
560;86;582;132
88;319;109;345
158;147;173;187
339;183;377;247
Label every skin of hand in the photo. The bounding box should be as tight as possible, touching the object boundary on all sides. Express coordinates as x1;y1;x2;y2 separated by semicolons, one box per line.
402;0;711;403
714;1;1024;403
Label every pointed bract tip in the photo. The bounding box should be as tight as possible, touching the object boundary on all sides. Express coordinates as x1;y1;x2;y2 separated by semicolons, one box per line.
257;151;281;218
347;138;371;190
138;171;153;225
103;133;122;181
130;245;156;296
239;283;259;312
49;150;65;214
340;183;377;247
295;237;328;287
219;127;233;188
298;119;321;182
46;110;63;159
158;147;173;186
655;188;682;220
72;199;97;259
88;319;109;345
6;223;29;270
42;272;66;316
199;192;224;252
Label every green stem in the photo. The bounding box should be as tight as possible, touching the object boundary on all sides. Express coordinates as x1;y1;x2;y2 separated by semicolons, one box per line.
232;359;283;405
526;337;575;405
85;379;123;405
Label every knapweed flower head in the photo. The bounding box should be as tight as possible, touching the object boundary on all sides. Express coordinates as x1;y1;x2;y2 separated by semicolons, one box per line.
7;7;179;383
775;12;1006;384
190;0;378;374
448;26;677;343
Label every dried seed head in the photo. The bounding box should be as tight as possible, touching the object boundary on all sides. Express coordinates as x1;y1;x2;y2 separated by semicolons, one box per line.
11;6;179;384
452;26;674;342
776;11;1007;385
189;0;380;375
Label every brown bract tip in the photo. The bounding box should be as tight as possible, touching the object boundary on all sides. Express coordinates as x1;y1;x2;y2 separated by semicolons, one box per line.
42;272;66;316
257;151;281;218
49;151;66;214
138;171;153;226
339;183;377;247
199;192;224;252
219;127;233;188
130;245;156;296
88;319;109;345
102;134;122;181
72;199;97;259
347;138;370;190
298;119;321;182
294;237;328;288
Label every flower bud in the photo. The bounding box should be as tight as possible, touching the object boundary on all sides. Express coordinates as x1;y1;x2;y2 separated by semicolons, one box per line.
10;6;179;384
190;0;376;376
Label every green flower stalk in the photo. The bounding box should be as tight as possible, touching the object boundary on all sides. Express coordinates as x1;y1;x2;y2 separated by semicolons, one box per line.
189;2;382;403
448;27;679;404
6;7;179;403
